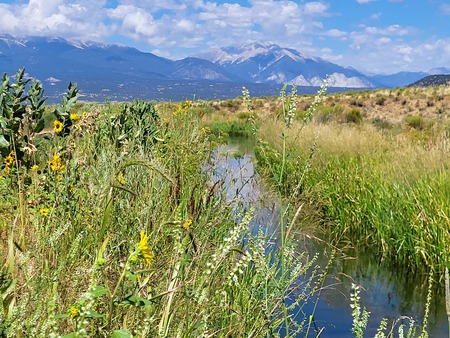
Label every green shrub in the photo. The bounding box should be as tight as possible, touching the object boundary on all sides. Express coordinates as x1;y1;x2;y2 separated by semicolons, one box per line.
314;105;344;123
371;117;393;130
237;111;253;120
375;96;386;106
345;108;363;124
404;115;428;130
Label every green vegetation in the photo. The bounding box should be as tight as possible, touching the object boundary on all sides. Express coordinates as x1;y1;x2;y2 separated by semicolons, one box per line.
0;70;324;337
254;89;450;275
2;68;446;336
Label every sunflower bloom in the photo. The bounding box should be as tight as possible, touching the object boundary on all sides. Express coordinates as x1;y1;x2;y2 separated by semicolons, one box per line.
31;164;39;171
53;120;63;133
49;154;62;171
3;155;13;166
139;230;154;266
40;208;49;216
70;113;80;123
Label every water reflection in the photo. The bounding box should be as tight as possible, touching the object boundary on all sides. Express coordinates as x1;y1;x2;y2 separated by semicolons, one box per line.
206;138;448;337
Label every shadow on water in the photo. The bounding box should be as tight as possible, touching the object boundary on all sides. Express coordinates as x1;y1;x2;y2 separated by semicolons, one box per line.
205;137;448;337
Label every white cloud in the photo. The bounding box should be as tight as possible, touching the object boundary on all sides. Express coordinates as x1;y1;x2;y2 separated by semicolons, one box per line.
0;0;448;74
364;24;413;36
322;29;347;38
0;0;109;39
304;2;328;14
371;12;382;20
356;0;377;4
442;4;450;15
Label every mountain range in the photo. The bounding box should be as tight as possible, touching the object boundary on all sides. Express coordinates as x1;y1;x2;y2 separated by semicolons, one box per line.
1;35;449;102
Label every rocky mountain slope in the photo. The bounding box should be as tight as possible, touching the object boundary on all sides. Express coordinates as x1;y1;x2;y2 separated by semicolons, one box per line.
408;74;450;87
195;42;376;88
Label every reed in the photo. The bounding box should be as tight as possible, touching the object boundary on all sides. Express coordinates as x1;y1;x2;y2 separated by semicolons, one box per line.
256;113;450;273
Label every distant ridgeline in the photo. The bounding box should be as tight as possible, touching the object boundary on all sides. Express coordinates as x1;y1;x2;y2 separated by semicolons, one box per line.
408;74;450;87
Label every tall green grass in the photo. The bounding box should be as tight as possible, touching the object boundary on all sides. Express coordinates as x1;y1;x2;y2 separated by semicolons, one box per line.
255;114;450;274
0;81;322;337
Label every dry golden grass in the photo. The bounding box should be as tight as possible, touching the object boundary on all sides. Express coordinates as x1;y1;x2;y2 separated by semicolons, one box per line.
202;86;450;125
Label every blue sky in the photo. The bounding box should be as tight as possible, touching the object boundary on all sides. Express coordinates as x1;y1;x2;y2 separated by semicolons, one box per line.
0;0;449;74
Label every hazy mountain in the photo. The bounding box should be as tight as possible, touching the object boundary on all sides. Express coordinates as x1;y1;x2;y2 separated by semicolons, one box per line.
3;35;450;102
0;35;239;85
195;42;376;88
427;67;450;75
0;35;173;81
368;71;429;88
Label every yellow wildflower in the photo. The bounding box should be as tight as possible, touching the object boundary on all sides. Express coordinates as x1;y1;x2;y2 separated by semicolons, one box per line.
49;154;62;171
117;171;126;185
70;113;80;123
3;166;11;176
182;219;192;230
82;111;87;117
139;230;154;266
68;305;79;319
31;164;39;171
39;208;49;216
3;155;13;166
53;120;63;133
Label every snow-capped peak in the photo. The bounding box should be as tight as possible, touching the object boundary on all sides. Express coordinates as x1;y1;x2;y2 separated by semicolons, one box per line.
196;42;314;65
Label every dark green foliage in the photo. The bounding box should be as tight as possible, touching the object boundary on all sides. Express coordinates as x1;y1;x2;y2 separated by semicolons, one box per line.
0;68;46;164
404;115;428;130
371;117;394;130
209;120;255;138
314;105;344;123
345;108;363;124
52;82;79;136
102;99;160;149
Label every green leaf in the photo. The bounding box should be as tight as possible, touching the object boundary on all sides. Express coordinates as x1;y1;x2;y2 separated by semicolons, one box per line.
0;134;9;148
34;118;44;133
84;309;105;318
61;333;79;338
111;329;133;338
121;295;152;307
90;285;108;298
54;313;69;319
125;271;137;282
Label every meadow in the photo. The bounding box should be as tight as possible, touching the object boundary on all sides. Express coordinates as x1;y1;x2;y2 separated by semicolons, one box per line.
202;85;450;274
1;68;448;337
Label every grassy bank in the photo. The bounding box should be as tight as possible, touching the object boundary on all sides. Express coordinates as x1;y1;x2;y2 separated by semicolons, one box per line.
251;86;450;274
0;73;324;337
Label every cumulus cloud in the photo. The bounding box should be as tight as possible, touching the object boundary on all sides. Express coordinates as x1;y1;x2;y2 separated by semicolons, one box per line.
322;29;347;38
0;0;332;54
0;0;448;73
0;0;109;39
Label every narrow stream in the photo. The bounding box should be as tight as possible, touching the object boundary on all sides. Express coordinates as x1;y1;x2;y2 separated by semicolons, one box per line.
207;138;448;337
